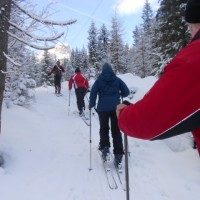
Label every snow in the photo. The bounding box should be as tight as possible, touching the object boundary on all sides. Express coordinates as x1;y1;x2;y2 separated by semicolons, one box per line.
0;74;200;200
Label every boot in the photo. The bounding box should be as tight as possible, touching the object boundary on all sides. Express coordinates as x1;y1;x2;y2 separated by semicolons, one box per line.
114;154;123;167
101;146;110;162
58;87;61;94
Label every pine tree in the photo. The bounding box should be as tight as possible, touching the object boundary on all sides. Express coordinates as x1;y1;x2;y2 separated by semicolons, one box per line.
41;50;54;86
97;24;111;70
88;21;98;72
156;0;190;61
132;1;159;77
10;73;36;106
121;44;131;73
110;16;124;73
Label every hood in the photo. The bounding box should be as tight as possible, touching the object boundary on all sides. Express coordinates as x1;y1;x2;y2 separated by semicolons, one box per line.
99;63;116;82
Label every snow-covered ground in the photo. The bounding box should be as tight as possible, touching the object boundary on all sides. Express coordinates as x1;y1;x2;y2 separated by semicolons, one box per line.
0;74;200;200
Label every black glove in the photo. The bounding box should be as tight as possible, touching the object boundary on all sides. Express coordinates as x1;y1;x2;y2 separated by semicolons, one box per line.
48;73;51;76
87;89;90;93
122;100;131;106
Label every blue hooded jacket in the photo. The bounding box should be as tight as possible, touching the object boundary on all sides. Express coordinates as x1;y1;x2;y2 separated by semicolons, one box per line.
89;63;130;111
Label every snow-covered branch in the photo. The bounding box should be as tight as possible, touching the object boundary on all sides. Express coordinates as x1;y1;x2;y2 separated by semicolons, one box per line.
9;21;64;41
14;2;77;26
3;52;21;67
7;31;55;50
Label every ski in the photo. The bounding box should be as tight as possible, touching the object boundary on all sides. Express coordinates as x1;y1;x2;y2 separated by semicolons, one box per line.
98;150;118;190
111;154;126;191
114;162;126;191
73;110;90;126
80;114;90;126
55;93;63;97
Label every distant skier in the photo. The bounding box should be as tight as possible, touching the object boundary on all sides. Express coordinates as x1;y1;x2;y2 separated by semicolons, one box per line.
89;63;129;167
68;68;89;116
48;60;65;94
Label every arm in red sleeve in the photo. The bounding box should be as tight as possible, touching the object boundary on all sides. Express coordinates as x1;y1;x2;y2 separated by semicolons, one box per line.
68;76;74;90
61;66;65;72
85;78;89;89
49;66;55;75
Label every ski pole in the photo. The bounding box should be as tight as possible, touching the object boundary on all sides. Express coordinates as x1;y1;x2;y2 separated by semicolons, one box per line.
124;134;130;200
85;92;89;102
121;97;130;198
85;93;95;115
89;108;92;171
68;90;71;115
121;98;131;156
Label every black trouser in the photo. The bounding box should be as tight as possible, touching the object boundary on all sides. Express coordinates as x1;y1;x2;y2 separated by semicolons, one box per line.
75;87;87;112
54;75;62;93
98;110;124;155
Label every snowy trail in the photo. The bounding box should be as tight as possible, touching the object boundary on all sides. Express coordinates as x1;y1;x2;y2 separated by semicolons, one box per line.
0;86;126;200
0;78;200;200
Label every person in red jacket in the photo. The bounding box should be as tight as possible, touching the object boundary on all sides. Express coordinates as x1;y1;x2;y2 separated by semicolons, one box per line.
48;60;65;94
68;68;89;115
117;0;200;156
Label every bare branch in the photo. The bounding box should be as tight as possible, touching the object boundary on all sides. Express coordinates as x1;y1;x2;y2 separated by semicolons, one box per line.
14;2;77;26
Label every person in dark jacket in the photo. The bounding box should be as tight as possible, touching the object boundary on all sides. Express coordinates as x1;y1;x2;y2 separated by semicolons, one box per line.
48;60;65;94
89;63;129;167
69;68;89;115
117;0;200;156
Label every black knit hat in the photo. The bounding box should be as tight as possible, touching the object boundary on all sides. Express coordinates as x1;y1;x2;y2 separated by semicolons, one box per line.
75;67;81;73
185;0;200;23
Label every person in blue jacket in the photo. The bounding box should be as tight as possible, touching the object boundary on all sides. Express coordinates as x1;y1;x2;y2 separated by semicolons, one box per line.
89;62;129;167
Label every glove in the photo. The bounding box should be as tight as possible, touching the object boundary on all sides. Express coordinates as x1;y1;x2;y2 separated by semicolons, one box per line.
122;100;131;106
48;73;51;76
87;89;90;93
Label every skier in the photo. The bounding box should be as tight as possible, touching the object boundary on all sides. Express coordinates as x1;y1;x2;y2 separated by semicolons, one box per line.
89;63;129;167
116;0;200;156
68;67;89;116
48;60;65;94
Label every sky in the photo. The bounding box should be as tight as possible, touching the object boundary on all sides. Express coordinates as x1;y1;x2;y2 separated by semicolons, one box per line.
0;73;200;200
32;0;159;50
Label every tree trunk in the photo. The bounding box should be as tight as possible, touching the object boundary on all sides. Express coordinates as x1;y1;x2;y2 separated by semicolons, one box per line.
0;0;12;133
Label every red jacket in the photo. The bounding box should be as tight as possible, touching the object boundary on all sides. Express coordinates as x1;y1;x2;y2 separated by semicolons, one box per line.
118;30;200;154
68;72;89;90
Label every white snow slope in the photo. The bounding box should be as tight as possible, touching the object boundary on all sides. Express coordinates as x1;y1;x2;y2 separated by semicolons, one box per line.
0;74;200;200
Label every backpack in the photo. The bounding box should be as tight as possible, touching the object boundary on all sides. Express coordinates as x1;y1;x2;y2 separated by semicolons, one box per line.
54;65;62;75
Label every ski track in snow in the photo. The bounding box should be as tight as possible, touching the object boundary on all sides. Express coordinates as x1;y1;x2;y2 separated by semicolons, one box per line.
0;77;200;200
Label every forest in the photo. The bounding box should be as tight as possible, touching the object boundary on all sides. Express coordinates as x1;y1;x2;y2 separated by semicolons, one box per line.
0;0;189;128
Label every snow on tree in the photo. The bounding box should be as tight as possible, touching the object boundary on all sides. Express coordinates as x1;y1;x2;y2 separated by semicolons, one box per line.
0;0;12;132
132;25;146;77
69;47;89;78
156;0;190;61
87;21;98;76
110;16;125;73
96;23;111;71
121;44;131;74
131;1;159;77
10;73;36;106
40;50;54;86
0;0;76;134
